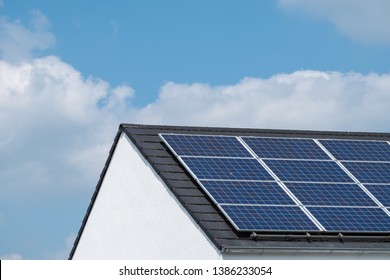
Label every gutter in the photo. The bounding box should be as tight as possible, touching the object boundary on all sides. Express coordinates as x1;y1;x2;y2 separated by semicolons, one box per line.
221;246;390;256
249;232;390;242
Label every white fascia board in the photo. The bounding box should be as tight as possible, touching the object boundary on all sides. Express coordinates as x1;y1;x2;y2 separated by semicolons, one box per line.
72;132;221;260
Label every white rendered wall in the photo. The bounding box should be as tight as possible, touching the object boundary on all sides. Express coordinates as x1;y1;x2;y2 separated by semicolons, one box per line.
72;133;221;260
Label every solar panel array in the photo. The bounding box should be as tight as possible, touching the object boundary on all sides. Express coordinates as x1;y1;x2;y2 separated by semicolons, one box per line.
160;133;390;233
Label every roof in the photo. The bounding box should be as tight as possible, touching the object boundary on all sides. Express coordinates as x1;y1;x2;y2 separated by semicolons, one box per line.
69;124;390;259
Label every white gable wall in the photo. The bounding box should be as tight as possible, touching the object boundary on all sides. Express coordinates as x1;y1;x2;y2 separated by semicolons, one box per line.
72;133;221;260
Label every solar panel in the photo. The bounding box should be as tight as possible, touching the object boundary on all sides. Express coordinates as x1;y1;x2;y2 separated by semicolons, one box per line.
242;137;330;160
162;134;252;157
201;181;296;205
181;157;274;181
160;133;390;233
264;159;354;183
319;139;390;161
284;182;377;206
342;162;390;184
306;207;390;232
221;205;319;231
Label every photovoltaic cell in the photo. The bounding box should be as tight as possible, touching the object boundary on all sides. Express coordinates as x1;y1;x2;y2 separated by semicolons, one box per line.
242;137;330;160
307;207;390;232
284;182;377;206
264;159;354;183
364;185;390;207
181;157;274;181
319;139;390;162
222;205;319;231
160;134;252;157
200;181;296;205
342;162;390;184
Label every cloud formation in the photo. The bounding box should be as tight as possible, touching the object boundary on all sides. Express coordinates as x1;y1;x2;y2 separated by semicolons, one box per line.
278;0;390;44
0;56;134;197
137;71;390;132
0;10;55;62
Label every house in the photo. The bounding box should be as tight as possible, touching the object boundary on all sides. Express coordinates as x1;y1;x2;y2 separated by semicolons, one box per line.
69;123;390;259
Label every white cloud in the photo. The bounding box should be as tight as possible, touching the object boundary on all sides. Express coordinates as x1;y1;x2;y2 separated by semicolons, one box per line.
0;9;55;62
135;71;390;132
0;56;135;197
278;0;390;44
0;9;134;199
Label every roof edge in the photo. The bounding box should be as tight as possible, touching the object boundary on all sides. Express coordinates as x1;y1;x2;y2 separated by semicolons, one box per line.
68;126;123;260
222;246;390;255
119;123;390;138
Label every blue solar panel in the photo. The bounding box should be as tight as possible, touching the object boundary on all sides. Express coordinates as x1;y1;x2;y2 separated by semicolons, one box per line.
160;133;390;233
222;205;319;231
307;207;390;232
181;157;274;181
342;162;390;184
201;181;296;205
319;139;390;161
242;137;330;160
160;134;252;157
285;182;377;206
364;185;390;207
264;160;354;183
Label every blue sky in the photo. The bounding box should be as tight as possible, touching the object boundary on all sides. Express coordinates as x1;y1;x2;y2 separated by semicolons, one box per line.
1;0;390;259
